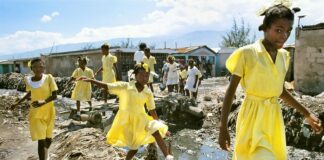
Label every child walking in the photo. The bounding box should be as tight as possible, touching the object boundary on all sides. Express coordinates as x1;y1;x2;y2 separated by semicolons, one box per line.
184;59;200;99
66;57;94;115
12;58;58;160
95;43;119;103
80;63;173;160
165;55;179;93
218;4;322;159
143;47;157;92
179;65;188;95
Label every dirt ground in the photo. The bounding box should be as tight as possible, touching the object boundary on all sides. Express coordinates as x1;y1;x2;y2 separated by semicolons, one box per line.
0;76;324;160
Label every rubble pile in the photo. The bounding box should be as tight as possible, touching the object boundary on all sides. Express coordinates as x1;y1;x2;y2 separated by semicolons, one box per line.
0;73;26;91
50;128;123;160
0;95;29;120
155;93;205;131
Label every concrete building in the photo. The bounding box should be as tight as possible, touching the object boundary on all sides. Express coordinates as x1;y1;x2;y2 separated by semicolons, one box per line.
295;23;324;95
44;47;175;81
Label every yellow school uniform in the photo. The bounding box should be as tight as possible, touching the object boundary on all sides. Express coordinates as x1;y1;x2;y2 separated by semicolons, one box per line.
106;81;168;150
25;74;58;141
226;39;290;160
102;54;117;83
179;70;188;80
143;56;157;83
71;67;94;101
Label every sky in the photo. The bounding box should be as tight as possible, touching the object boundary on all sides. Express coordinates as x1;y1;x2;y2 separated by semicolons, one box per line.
0;0;323;55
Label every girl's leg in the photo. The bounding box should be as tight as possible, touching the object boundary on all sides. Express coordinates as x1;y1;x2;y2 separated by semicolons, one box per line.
102;89;108;103
76;101;81;114
44;138;52;160
126;150;138;160
175;85;178;93
192;91;197;99
167;85;172;93
38;140;46;160
152;131;169;157
88;101;92;111
185;89;190;97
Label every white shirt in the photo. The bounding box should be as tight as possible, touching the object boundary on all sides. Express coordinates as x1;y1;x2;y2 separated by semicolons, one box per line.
186;66;199;83
134;51;144;63
167;63;179;79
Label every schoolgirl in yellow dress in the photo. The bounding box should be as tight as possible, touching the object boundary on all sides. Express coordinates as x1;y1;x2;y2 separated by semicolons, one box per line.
143;47;157;92
81;63;173;160
95;43;119;103
66;56;94;115
12;58;58;160
218;4;322;160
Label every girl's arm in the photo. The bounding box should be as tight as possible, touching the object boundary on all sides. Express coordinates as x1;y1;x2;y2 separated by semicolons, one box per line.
95;67;103;76
219;75;241;151
11;91;31;109
81;78;108;90
149;109;159;120
31;91;57;108
280;87;322;132
113;63;120;80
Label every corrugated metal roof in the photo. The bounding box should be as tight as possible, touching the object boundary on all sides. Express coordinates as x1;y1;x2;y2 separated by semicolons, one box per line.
302;23;324;30
217;47;236;54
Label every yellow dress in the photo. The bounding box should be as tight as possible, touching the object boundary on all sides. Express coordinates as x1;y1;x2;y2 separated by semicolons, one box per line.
102;54;117;83
71;67;94;101
106;81;168;150
25;74;58;141
179;70;188;80
226;39;290;160
143;56;157;83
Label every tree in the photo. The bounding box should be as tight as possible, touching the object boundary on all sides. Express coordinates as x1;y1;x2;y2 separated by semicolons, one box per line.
81;43;94;50
220;18;256;48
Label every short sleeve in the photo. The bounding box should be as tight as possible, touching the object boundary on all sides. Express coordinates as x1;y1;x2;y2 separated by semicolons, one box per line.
107;82;128;95
226;48;245;77
89;69;94;78
113;56;117;63
72;69;78;78
48;74;58;92
145;92;155;111
25;77;31;92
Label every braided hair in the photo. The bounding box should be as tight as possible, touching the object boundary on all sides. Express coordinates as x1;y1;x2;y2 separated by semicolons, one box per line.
259;5;300;31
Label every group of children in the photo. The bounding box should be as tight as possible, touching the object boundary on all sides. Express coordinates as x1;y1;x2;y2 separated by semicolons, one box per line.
10;3;322;160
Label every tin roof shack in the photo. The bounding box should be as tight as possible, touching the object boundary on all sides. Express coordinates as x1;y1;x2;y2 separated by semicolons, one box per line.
295;23;324;95
0;57;36;74
44;48;173;81
172;46;218;76
216;47;236;76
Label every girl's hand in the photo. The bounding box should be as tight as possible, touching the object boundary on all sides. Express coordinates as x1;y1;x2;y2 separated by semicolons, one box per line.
77;76;90;82
219;126;231;151
305;113;322;133
31;100;46;108
166;131;171;137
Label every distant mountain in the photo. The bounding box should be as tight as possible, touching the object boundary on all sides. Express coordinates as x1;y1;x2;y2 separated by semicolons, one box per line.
0;30;224;61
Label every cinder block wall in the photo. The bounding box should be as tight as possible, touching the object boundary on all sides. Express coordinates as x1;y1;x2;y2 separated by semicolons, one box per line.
295;28;324;95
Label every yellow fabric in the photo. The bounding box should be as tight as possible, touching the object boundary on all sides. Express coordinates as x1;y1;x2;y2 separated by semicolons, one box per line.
102;54;117;83
179;70;188;80
71;67;94;101
197;69;202;78
143;56;156;83
25;74;58;141
226;39;290;160
106;81;168;149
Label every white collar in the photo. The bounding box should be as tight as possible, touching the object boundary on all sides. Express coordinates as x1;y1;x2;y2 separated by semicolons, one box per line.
27;74;46;89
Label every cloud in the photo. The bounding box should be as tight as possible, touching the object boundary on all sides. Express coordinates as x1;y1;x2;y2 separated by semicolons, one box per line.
1;0;324;54
40;11;60;23
40;15;52;23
